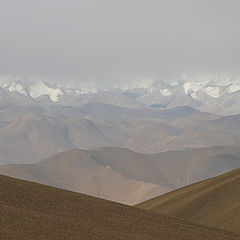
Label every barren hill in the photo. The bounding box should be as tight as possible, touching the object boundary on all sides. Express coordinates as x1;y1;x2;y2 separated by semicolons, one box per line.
0;146;240;204
137;168;240;234
0;174;238;240
2;106;240;164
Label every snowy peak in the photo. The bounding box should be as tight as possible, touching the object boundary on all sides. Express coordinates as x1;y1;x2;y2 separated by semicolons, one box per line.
0;79;64;102
1;74;239;102
0;76;103;102
115;75;240;100
28;81;64;102
0;74;240;115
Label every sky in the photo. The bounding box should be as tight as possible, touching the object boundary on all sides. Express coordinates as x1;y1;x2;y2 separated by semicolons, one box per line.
0;0;240;86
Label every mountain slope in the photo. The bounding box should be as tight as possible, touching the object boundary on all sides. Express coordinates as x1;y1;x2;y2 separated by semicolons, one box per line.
78;102;197;121
0;174;238;240
0;148;167;205
137;168;240;234
2;103;240;164
0;146;240;204
0;113;118;164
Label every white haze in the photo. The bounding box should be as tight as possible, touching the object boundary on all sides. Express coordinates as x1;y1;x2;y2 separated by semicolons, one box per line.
0;0;240;86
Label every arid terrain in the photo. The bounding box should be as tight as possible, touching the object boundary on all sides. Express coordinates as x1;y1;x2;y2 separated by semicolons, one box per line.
0;146;240;204
137;168;240;234
0;174;239;240
1;2;240;239
1;103;240;165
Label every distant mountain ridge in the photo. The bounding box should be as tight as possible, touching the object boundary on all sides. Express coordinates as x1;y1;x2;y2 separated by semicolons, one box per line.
1;75;240;114
2;106;240;164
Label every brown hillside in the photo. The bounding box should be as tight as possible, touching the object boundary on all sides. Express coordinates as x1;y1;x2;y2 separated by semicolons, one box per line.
1;146;240;204
0;174;238;240
0;108;239;165
137;168;240;234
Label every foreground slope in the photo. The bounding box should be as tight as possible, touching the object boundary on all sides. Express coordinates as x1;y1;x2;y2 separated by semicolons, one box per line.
0;174;238;240
137;168;240;234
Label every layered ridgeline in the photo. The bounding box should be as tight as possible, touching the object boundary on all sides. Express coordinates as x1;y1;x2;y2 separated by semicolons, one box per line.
0;174;238;240
0;146;239;204
137;169;240;235
2;105;240;164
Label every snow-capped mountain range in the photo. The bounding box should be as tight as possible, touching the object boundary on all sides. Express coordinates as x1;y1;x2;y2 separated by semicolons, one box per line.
1;75;240;115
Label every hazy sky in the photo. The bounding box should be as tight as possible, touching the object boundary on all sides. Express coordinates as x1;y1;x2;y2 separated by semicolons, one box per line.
0;0;240;85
